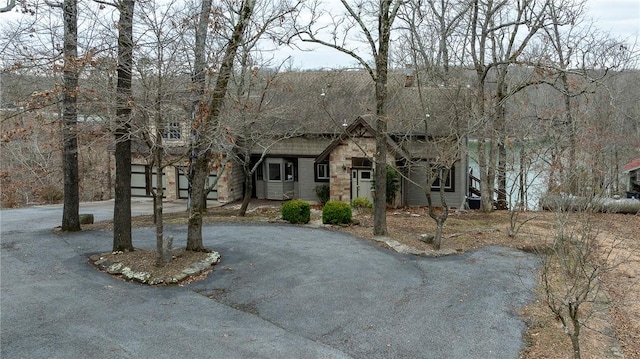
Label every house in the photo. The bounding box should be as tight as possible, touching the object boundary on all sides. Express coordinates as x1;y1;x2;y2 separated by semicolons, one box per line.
129;70;473;208
623;157;640;199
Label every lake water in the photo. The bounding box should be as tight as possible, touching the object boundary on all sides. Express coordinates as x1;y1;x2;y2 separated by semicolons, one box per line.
467;140;548;210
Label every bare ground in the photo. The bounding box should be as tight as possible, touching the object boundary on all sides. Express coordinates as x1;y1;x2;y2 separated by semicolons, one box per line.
85;201;640;359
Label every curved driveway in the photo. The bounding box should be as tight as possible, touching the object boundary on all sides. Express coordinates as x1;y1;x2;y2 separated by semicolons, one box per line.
1;201;539;358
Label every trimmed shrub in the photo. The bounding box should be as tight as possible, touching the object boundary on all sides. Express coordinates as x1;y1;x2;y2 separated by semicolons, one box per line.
315;184;330;205
322;200;352;225
281;199;311;224
351;197;373;209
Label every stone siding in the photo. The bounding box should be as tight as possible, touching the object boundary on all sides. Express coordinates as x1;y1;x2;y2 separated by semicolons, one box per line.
329;137;380;202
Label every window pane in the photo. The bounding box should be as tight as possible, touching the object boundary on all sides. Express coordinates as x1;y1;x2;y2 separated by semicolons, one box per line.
317;163;329;179
285;162;294;181
361;171;371;179
352;157;372;167
256;163;263;180
269;163;281;181
163;121;181;140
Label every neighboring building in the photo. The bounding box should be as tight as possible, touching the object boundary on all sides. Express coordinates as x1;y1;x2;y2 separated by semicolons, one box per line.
623;157;640;199
129;70;472;207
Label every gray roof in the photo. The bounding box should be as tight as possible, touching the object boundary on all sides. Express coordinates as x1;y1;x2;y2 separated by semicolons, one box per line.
225;70;472;137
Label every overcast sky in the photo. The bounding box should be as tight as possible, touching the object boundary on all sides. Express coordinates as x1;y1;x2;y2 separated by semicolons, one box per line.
1;0;638;70
280;0;640;69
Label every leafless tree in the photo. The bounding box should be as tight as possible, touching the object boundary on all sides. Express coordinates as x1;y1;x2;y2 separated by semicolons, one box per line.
45;0;80;231
226;61;303;216
541;190;627;359
292;0;404;235
0;1;113;211
186;0;301;250
111;0;135;252
468;0;557;211
133;0;193;266
186;0;258;251
532;0;637;195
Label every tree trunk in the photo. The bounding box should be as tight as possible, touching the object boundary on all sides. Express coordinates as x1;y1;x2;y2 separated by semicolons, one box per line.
373;111;388;236
433;219;444;250
239;170;252;216
154;157;165;266
154;62;166;266
188;0;212;210
187;0;256;250
570;304;582;359
112;0;135;252
187;153;209;251
61;0;80;231
496;137;507;209
478;138;493;212
372;0;397;236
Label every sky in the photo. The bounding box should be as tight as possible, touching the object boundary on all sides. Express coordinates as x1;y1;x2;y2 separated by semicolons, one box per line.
1;0;639;70
279;0;640;69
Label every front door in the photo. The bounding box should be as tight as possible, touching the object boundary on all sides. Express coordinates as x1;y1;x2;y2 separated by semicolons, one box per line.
351;169;373;202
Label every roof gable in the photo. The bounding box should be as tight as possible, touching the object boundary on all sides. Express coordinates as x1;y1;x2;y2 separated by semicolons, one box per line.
315;115;407;163
623;157;640;173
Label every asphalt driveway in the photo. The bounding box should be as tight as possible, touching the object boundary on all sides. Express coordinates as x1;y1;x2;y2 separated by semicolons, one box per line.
1;201;539;358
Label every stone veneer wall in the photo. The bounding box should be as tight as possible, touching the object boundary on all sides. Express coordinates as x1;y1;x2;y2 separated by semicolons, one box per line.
215;160;244;203
329;137;378;202
165;168;178;199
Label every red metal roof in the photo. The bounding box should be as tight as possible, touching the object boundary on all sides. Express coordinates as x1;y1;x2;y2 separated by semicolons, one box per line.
623;157;640;172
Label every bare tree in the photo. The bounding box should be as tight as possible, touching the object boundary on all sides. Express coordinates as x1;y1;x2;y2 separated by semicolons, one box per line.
293;0;404;235
185;0;302;249
53;0;81;231
133;0;193;266
0;4;114;207
0;0;17;12
467;0;554;211
541;192;626;359
112;0;135;252
532;0;635;195
186;0;257;251
227;62;302;216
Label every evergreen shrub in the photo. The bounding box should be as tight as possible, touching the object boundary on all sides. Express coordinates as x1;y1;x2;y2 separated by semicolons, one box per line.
322;200;352;225
281;199;311;224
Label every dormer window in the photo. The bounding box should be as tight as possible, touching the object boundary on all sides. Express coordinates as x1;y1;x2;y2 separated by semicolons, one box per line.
163;121;182;140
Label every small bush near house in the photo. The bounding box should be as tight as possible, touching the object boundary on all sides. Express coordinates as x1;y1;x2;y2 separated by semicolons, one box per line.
351;197;373;209
322;200;352;225
315;184;330;205
281;199;311;224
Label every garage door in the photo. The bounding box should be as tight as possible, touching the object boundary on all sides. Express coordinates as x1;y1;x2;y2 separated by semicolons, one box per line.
131;164;166;197
176;166;218;200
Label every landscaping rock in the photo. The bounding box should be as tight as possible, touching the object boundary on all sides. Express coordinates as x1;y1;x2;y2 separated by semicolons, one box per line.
79;214;94;225
419;234;435;244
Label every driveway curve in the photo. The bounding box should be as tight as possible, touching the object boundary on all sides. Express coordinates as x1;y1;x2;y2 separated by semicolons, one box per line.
1;204;539;358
